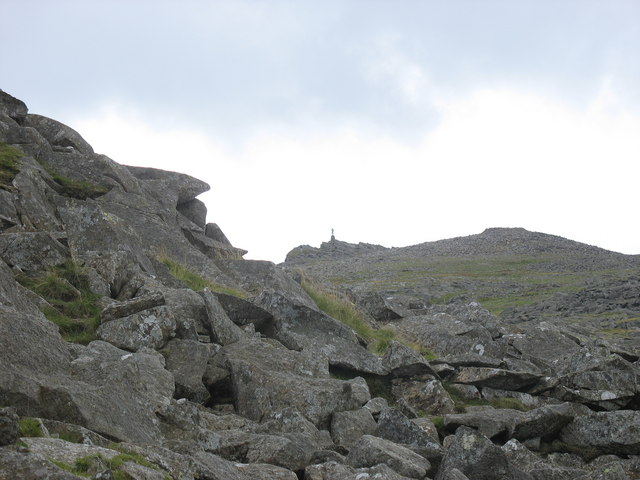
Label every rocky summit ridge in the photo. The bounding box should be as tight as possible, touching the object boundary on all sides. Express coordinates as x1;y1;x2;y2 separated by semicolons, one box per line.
1;88;639;480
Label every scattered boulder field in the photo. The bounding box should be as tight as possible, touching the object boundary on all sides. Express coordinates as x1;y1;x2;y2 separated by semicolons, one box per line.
1;88;639;479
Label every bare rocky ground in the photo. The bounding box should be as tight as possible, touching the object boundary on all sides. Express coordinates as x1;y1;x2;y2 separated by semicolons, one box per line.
1;89;639;479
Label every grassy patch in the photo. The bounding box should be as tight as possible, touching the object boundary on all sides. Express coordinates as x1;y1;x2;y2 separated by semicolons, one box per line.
300;276;395;353
0;142;23;190
49;172;108;200
19;418;43;437
158;253;247;298
16;260;102;344
49;451;166;479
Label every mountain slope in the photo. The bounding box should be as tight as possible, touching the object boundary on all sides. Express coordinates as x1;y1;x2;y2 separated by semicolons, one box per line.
284;228;640;350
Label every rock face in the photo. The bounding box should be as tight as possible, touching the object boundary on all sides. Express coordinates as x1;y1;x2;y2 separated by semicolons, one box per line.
2;89;640;479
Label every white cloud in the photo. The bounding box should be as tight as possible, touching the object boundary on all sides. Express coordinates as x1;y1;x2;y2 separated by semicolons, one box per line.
74;85;640;263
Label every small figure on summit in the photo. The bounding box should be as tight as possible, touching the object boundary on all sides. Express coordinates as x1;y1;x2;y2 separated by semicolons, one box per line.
331;228;335;242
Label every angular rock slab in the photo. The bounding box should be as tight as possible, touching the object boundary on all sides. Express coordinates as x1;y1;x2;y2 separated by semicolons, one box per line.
382;340;438;378
435;427;533;480
346;434;431;479
256;290;387;376
96;305;177;351
560;410;640;455
0;448;82;480
452;367;542;391
216;338;370;428
162;338;211;403
305;461;415;480
443;408;524;440
201;289;245;345
330;407;377;448
376;408;444;461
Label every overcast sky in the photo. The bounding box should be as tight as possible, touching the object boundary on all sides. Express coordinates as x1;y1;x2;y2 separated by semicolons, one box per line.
2;0;639;262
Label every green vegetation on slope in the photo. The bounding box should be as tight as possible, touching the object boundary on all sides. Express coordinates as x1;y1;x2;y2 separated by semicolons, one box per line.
300;275;395;354
327;254;636;316
48;171;108;200
16;260;102;344
0;142;23;190
158;253;247;298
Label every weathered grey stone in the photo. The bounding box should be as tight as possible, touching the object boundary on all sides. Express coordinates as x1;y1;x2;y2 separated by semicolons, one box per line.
0;232;69;273
348;290;403;322
235;463;298;480
25;114;94;154
363;396;389;417
501;438;589;480
382;340;438;378
220;259;317;307
256;290;387;375
0;407;19;446
215;338;370;428
439;353;503;368
512;402;590;441
65;341;174;444
96;305;177;351
177;198;208;228
201;289;245;345
346;434;431;479
214;428;317;471
126;165;210;206
391;377;456;415
40;418;112;447
480;386;560;409
452;367;542;391
393;310;504;359
214;292;273;328
162;339;211;403
560;410;640;455
376;408;444;459
12;157;64;231
0;448;83;479
552;355;639;410
21;437;120;466
0;189;19;228
443;408;524;440
100;291;165;322
410;416;441;445
305;461;415;480
0;260;43;316
435;427;533;480
0;89;28;124
206;222;233;245
330;408;377;447
251;407;334;452
441;469;471;480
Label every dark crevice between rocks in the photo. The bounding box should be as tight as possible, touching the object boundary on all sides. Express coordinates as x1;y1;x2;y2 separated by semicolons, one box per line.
329;365;394;405
205;375;234;409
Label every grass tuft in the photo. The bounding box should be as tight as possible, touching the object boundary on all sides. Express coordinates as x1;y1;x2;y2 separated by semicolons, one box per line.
300;275;395;354
16;260;102;344
49;172;108;199
157;252;247;298
0;142;23;190
19;417;43;437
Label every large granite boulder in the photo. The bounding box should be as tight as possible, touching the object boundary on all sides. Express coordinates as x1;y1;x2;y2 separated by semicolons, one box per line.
213;338;370;428
435;427;533;480
346;434;432;479
560;410;640;455
255;290;387;375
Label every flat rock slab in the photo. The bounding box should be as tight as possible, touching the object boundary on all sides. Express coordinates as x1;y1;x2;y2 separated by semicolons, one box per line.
452;367;542;391
560;410;640;455
346;434;431;479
